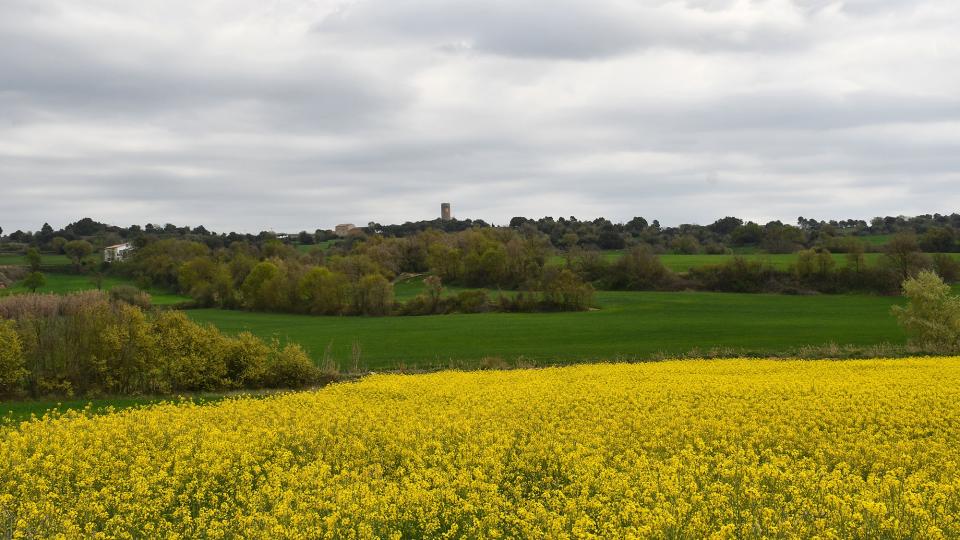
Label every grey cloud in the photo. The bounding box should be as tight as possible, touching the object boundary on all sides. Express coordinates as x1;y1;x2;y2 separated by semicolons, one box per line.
2;0;960;232
315;0;815;60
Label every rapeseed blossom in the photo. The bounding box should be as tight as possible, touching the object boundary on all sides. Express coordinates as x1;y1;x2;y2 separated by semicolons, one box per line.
2;358;960;538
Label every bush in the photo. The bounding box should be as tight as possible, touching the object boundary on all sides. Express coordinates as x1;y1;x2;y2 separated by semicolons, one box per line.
109;285;152;309
932;254;960;283
453;290;490;313
0;320;27;395
224;332;271;388
266;342;321;388
150;311;229;392
892;271;960;353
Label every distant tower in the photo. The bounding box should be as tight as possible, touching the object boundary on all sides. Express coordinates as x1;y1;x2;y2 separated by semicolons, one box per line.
441;202;452;221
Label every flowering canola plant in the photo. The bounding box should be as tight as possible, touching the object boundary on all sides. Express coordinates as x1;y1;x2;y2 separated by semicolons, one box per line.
3;358;960;538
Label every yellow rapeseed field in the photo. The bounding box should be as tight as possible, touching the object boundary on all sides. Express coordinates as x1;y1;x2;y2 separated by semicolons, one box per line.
3;358;960;539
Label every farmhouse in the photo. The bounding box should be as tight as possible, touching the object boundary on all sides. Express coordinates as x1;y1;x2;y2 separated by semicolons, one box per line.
103;243;134;263
334;224;358;237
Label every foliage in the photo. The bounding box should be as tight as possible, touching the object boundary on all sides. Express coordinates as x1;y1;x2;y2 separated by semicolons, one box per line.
21;271;46;293
0;320;27;395
63;240;93;271
0;291;322;397
108;284;152;309
892;271;960;352
4;359;960;537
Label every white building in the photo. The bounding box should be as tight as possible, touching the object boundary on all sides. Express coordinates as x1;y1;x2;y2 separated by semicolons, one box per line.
103;243;134;263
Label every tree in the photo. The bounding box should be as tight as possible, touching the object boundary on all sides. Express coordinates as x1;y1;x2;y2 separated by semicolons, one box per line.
25;248;42;272
920;227;956;253
38;222;54;244
240;261;282;311
50;237;67;254
709;216;743;236
298;267;348;315
22;271;46;292
845;239;866;273
423;275;443;312
64;240;94;271
892;271;960;352
353;274;393;316
883;234;930;283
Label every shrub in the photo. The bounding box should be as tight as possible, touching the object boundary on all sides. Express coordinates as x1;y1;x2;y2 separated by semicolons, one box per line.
932;254;960;283
150;311;229;392
892;271;960;352
453;290;490;313
604;245;676;290
0;320;27;395
224;332;271;388
109;285;152;309
267;342;321;388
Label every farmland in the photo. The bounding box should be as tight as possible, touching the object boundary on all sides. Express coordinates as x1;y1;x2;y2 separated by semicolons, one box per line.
189;290;905;369
2;272;191;305
3;358;959;538
0;253;70;267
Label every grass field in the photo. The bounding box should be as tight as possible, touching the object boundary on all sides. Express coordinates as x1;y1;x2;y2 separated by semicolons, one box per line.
0;253;72;267
5;358;959;537
188;290;906;369
3;272;191;305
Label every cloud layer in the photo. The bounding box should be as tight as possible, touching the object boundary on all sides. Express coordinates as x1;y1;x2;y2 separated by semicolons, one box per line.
1;0;959;232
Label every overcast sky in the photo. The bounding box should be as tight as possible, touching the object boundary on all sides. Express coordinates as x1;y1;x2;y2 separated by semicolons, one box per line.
1;0;959;233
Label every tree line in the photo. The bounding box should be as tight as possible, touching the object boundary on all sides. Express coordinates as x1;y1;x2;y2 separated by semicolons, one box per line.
566;234;959;294
5;213;960;256
116;228;595;315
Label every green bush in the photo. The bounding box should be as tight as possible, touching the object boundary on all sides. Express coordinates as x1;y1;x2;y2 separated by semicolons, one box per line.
0;320;27;395
892;271;960;353
224;332;271;388
150;311;229;392
266;342;321;388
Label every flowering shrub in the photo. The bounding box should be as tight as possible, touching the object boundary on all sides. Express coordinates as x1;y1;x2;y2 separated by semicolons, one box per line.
2;358;960;538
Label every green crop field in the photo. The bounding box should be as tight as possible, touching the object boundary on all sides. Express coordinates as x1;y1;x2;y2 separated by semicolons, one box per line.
0;253;72;267
188;290;906;370
3;272;191;305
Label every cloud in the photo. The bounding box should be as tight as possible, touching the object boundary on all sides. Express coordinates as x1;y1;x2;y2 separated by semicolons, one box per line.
1;0;960;233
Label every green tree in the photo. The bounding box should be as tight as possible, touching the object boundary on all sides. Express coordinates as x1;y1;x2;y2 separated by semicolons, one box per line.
25;248;42;272
353;274;394;315
64;240;94;271
892;271;960;352
50;236;68;254
845;239;866;273
920;227;956;253
240;261;282;311
883;234;930;283
22;271;46;292
298;267;348;315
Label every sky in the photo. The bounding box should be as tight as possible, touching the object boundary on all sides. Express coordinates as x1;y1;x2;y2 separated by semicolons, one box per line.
1;0;959;234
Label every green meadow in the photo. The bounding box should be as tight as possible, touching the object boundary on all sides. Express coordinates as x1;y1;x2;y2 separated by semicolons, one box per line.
188;290;906;370
3;272;191;305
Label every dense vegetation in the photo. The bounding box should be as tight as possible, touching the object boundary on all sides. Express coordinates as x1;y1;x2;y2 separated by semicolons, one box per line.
0;291;323;398
113;228;595;315
4;358;960;537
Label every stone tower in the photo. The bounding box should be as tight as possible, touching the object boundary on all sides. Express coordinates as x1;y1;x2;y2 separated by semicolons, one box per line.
441;202;451;221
